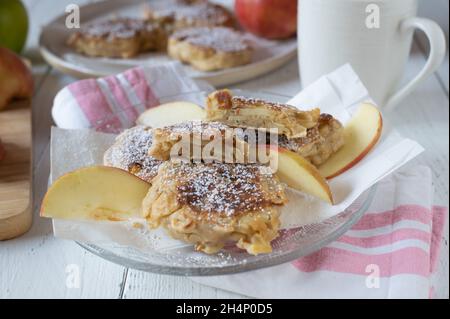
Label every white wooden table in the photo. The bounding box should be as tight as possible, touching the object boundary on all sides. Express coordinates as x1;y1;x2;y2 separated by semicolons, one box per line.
1;0;448;299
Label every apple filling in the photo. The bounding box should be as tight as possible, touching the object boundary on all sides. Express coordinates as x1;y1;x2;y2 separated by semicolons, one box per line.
279;113;345;166
142;161;287;255
206;89;321;138
148;121;252;164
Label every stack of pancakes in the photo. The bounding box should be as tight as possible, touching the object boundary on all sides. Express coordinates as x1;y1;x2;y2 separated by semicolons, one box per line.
67;0;252;71
103;90;345;255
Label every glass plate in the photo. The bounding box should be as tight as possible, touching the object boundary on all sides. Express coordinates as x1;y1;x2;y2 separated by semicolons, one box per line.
77;90;377;276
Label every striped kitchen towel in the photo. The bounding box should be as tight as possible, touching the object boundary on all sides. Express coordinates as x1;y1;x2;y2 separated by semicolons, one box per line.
52;62;207;133
52;63;446;298
193;166;447;299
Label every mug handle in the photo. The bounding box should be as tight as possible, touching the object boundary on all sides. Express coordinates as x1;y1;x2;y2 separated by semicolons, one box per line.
384;17;447;112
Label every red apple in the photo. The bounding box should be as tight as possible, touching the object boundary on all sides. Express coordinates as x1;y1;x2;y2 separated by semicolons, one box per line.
235;0;297;39
0;46;33;110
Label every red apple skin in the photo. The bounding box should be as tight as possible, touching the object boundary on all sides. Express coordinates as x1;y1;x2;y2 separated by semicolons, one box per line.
0;46;33;110
324;112;383;180
235;0;297;39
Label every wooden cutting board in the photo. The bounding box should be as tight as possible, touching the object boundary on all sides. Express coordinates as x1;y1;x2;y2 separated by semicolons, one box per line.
0;100;32;240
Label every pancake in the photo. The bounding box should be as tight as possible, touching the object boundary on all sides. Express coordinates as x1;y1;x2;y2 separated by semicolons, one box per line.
145;1;235;30
142;161;287;254
103;126;162;183
279;114;345;166
167;27;252;71
148;121;252;163
67;18;165;58
206;89;320;138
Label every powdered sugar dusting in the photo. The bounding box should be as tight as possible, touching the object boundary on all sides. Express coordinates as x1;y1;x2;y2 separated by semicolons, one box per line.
150;2;232;26
166;162;277;216
104;126;162;182
82;18;156;40
171;27;250;52
162;120;231;137
232;96;298;111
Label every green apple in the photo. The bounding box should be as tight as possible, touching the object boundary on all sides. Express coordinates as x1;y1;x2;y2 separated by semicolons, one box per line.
0;0;29;53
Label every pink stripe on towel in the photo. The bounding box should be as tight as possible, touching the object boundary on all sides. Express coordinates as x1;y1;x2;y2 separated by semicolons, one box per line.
293;246;430;277
103;75;139;122
337;228;431;248
68;79;122;132
351;205;431;230
430;206;447;273
123;68;159;109
292;204;440;277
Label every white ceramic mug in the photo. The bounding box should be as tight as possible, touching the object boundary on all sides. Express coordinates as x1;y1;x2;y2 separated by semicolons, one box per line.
298;0;446;111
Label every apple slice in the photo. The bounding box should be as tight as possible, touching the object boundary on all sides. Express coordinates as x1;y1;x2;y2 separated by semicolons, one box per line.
318;103;383;179
40;166;150;221
264;146;334;204
136;101;205;127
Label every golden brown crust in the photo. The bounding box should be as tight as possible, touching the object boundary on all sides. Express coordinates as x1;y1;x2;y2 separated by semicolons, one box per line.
142;161;287;254
168;27;252;71
68;2;243;65
67;18;165;58
148;121;253;163
279;114;345;166
103;126;162;183
206;89;321;138
144;1;235;30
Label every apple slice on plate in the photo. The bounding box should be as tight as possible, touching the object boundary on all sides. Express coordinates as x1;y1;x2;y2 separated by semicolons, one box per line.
136;101;205;127
265;146;334;204
40;166;150;221
319;103;383;179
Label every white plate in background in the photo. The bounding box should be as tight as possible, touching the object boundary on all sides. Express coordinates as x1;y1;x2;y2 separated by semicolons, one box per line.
39;0;297;86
